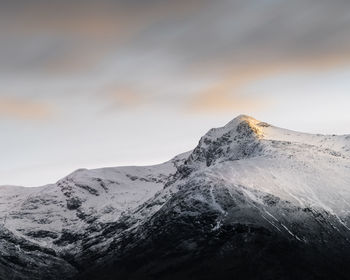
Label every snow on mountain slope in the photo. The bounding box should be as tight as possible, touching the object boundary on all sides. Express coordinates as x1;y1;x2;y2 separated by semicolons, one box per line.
1;115;350;280
75;113;350;279
186;115;350;223
174;115;349;215
2;114;350;240
0;152;189;250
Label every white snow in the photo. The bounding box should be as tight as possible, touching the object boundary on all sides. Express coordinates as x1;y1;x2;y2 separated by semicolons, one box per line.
1;114;350;249
206;115;350;221
0;154;186;247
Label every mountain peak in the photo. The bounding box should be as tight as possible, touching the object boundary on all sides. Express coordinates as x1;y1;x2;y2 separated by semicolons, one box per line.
231;114;258;122
179;115;266;171
224;114;266;138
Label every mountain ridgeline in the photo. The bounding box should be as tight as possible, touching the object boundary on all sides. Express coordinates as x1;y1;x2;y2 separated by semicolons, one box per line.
1;115;350;280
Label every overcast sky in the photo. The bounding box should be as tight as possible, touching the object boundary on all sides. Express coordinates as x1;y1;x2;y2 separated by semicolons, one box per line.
2;0;350;186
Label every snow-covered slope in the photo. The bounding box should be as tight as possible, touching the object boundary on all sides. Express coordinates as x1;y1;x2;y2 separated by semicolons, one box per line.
184;115;350;223
0;152;188;250
1;115;350;280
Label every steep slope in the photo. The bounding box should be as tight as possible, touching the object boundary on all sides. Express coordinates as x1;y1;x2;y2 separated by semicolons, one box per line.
1;115;350;280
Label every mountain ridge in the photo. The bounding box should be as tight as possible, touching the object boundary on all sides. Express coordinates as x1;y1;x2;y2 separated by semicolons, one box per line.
1;115;350;280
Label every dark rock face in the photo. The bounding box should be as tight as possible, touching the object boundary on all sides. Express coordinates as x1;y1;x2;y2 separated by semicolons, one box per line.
0;226;77;280
185;119;263;168
73;181;350;280
177;119;264;179
77;227;350;280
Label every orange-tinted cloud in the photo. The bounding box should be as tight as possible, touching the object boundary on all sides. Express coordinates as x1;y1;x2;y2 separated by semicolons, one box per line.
189;65;278;112
190;50;350;113
190;91;269;112
189;77;272;113
0;97;53;120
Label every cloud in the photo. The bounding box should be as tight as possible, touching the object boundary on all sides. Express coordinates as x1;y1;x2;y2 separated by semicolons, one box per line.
189;69;272;113
96;84;148;113
2;0;350;114
108;87;145;107
0;0;207;75
188;48;350;113
190;91;269;113
0;97;53;120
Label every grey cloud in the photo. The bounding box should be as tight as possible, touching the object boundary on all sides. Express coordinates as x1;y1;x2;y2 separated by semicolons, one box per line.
123;0;350;69
1;0;350;102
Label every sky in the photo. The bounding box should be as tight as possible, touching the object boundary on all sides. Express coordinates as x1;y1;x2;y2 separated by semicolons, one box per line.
1;0;350;187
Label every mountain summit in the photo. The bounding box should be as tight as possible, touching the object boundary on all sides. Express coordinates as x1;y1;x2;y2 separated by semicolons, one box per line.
1;115;350;280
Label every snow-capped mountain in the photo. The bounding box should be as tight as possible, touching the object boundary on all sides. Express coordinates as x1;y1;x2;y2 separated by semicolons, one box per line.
1;115;350;280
